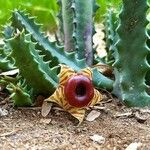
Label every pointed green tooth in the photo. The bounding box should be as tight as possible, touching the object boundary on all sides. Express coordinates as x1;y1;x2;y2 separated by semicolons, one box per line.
51;66;60;75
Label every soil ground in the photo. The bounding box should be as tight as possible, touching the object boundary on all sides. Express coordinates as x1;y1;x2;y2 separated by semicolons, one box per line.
0;93;150;150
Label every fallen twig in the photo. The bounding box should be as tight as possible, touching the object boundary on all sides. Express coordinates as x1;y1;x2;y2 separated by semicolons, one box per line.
17;107;41;110
0;129;20;137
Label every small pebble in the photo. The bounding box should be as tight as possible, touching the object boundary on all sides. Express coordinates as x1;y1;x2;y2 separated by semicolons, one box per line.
39;118;51;125
90;134;105;144
0;108;8;116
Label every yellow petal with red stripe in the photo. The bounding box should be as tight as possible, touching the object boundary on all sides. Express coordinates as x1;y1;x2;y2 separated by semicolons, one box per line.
88;89;103;106
44;86;67;108
59;65;75;85
67;108;86;124
80;67;92;80
44;85;86;123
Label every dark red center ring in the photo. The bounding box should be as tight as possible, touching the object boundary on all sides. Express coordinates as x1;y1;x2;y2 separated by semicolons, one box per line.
64;74;94;108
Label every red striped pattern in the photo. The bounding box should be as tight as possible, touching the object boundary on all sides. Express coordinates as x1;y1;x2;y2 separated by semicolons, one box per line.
44;65;103;123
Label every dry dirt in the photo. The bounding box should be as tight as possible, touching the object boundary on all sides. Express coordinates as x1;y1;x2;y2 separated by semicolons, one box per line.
0;93;150;150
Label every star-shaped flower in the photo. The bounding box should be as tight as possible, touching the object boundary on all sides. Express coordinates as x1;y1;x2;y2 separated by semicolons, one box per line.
42;65;103;124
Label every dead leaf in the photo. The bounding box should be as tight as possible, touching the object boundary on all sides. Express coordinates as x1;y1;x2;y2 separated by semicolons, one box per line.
0;69;19;76
86;110;101;122
140;108;150;114
92;106;106;110
41;102;52;117
125;142;142;150
114;112;133;118
92;64;112;76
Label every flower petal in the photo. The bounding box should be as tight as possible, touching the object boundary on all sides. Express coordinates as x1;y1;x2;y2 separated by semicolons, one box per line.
42;65;103;124
88;89;103;106
67;107;86;124
59;65;75;85
43;85;86;124
80;67;92;80
44;86;67;108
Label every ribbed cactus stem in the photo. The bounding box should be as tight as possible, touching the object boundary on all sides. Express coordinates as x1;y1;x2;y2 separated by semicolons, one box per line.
61;0;75;52
113;0;150;107
73;0;98;66
8;32;59;96
105;8;118;65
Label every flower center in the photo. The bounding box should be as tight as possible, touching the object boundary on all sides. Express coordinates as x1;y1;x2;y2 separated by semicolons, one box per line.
75;83;86;97
64;74;94;108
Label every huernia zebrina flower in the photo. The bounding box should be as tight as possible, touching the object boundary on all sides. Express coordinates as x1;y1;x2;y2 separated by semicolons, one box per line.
42;65;103;124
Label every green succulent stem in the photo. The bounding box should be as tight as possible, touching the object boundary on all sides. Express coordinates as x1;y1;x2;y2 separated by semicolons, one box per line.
59;0;99;65
8;31;59;96
104;9;118;65
7;83;33;107
92;68;113;91
73;0;99;66
113;0;150;107
61;0;75;52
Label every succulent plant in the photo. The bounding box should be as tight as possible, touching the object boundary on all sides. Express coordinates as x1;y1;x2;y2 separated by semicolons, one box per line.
6;81;33;107
0;26;15;72
113;0;150;107
0;0;150;110
0;0;113;107
104;8;118;65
